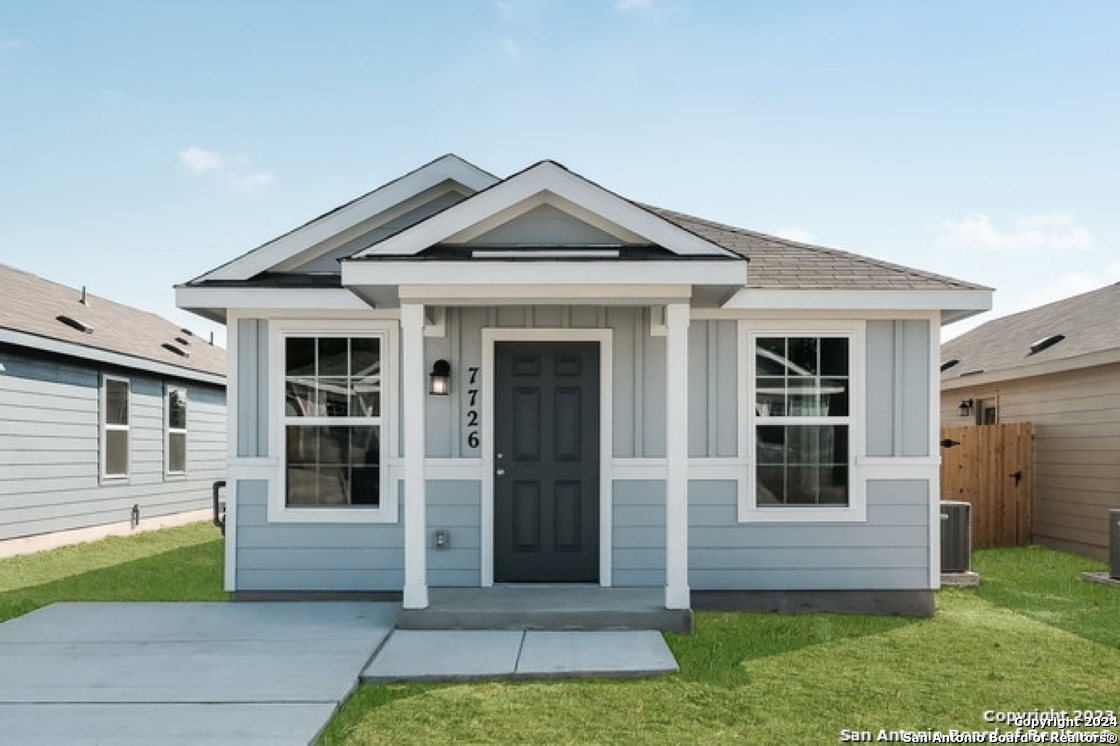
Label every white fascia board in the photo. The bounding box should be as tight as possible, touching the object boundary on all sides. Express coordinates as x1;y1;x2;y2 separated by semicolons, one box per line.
940;347;1120;391
354;161;734;259
343;259;745;287
0;328;225;386
197;156;499;282
398;283;693;306
723;288;993;314
176;284;370;317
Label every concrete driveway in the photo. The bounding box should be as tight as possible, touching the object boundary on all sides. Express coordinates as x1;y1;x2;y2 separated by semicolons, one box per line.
0;602;397;745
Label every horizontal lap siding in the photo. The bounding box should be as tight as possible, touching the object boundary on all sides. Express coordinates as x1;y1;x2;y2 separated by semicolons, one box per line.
0;349;226;542
613;480;665;586
234;479;404;590
688;480;931;590
427;481;481;586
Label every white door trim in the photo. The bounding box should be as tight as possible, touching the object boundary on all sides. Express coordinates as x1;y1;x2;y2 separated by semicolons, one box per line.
480;328;614;587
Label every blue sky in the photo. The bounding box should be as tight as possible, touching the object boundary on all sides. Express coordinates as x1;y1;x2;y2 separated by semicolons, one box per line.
2;0;1118;346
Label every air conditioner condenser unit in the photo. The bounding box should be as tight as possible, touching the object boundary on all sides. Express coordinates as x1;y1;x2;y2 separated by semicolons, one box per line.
941;501;972;574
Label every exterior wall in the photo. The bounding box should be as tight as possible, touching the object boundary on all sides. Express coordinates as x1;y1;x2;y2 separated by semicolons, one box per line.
0;346;226;549
688;479;930;589
941;362;1120;559
229;309;937;593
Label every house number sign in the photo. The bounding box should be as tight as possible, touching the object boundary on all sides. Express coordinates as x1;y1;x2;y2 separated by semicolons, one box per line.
465;366;480;450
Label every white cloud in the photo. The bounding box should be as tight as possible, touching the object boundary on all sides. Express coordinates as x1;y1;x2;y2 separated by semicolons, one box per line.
178;146;274;191
1020;260;1120;310
936;211;1093;251
178;147;223;174
772;226;814;244
616;0;651;9
227;171;275;191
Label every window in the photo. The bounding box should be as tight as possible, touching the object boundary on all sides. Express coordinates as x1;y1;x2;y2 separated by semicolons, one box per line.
101;376;130;479
283;335;383;508
742;322;865;522
166;387;188;475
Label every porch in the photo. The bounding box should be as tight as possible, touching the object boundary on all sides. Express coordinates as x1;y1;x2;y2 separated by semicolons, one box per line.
396;586;692;633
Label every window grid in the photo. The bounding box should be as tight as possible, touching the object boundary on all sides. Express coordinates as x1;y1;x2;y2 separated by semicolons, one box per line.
166;387;188;475
283;335;383;508
754;335;851;507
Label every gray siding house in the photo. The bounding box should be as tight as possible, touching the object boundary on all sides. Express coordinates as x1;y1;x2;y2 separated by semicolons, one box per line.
177;155;990;615
941;282;1120;559
0;264;226;556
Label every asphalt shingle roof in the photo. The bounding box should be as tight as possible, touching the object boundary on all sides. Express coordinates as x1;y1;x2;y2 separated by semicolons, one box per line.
1;263;225;378
648;206;986;291
941;282;1120;380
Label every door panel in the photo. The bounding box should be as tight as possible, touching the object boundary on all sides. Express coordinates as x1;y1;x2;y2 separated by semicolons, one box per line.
494;341;599;582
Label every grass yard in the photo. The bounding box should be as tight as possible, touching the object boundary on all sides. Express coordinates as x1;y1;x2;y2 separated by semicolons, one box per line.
0;526;1115;744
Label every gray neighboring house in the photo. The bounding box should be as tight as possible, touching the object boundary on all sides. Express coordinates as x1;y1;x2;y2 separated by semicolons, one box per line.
940;282;1120;560
178;155;990;615
0;263;226;557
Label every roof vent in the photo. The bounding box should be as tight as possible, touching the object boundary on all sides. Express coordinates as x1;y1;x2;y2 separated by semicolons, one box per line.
940;359;960;372
179;328;195;336
1028;334;1065;356
56;315;94;334
162;343;190;358
175;336;191;346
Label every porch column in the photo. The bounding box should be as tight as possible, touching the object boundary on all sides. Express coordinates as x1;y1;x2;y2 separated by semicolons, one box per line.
664;302;691;609
401;303;428;609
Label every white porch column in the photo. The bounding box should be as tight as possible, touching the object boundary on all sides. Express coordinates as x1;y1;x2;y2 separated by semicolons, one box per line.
664;302;691;609
401;303;428;609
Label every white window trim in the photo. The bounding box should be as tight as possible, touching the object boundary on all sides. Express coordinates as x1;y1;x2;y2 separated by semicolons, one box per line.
737;320;867;522
267;319;399;524
164;385;188;478
100;374;131;482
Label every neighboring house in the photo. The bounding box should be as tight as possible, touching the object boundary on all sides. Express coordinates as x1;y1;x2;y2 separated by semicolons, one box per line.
0;264;226;557
940;282;1120;560
177;155;990;615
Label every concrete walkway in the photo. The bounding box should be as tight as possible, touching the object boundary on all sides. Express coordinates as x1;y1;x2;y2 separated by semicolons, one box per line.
0;602;679;745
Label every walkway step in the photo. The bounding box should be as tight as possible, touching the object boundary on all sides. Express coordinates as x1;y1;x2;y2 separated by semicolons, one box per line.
396;587;692;632
362;629;680;683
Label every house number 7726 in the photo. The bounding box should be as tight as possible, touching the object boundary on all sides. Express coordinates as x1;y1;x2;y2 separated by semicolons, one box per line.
466;366;480;449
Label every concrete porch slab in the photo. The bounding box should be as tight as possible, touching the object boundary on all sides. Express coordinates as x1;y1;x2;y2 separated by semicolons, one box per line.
516;630;679;679
396;586;692;632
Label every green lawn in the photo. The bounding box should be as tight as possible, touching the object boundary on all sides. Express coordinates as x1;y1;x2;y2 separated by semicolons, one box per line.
1;526;1116;744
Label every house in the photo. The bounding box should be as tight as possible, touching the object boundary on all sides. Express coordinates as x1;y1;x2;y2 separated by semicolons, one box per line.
940;282;1120;560
176;155;990;617
0;264;226;557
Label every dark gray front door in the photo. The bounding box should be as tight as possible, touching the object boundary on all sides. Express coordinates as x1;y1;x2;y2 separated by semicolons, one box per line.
494;341;600;583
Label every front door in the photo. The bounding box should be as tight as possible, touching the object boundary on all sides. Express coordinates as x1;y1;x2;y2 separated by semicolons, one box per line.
494;341;600;583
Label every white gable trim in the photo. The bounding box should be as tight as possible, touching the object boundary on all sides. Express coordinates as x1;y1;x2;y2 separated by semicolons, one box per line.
448;192;647;245
196;155;498;282
352;161;735;259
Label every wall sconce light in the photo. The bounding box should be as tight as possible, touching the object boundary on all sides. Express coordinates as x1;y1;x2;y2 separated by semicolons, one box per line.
429;359;451;396
958;399;974;417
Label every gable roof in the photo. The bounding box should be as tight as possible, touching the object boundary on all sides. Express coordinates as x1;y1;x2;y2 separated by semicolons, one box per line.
0;263;225;383
941;282;1120;383
347;160;736;259
194;154;499;283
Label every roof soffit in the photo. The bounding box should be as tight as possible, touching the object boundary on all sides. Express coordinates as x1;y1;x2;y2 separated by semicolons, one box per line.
193;154;499;283
348;161;737;260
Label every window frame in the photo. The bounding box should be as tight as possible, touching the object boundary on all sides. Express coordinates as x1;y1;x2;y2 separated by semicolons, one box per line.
739;320;867;522
100;374;131;482
165;385;188;477
267;319;399;524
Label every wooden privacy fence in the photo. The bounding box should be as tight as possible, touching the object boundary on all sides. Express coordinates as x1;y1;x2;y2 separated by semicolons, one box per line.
940;423;1033;548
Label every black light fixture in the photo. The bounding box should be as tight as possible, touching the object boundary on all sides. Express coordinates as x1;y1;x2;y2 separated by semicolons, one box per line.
958;398;974;417
429;359;451;396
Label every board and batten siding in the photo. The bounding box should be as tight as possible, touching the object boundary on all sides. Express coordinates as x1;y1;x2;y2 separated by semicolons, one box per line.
0;348;225;544
941;362;1120;559
230;310;935;591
